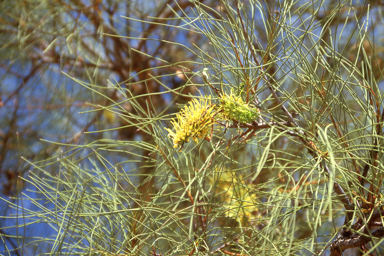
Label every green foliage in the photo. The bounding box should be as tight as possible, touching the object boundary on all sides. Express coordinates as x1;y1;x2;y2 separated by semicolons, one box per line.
2;0;384;255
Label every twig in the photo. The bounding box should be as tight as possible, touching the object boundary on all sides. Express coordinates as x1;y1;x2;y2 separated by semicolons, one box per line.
217;120;293;130
3;64;41;105
158;147;194;204
330;227;384;256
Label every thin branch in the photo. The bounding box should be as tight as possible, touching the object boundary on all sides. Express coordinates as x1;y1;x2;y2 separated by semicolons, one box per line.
330;227;384;256
3;64;41;105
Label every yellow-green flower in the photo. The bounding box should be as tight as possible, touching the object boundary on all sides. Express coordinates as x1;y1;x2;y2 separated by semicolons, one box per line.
165;97;216;148
220;90;260;123
213;171;259;224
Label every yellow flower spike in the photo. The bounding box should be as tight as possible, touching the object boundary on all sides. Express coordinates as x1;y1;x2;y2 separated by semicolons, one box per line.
166;97;216;148
211;170;259;225
220;90;260;123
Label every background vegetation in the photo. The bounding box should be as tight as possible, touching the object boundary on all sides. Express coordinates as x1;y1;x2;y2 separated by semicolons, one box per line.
1;0;384;255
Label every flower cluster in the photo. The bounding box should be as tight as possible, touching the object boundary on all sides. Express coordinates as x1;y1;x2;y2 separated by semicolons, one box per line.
214;171;259;224
220;91;260;123
165;97;216;148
